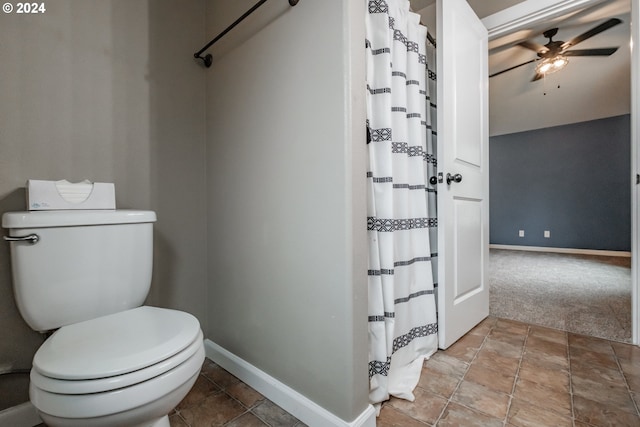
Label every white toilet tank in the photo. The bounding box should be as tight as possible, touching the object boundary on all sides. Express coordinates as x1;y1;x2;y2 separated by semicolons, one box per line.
2;210;157;332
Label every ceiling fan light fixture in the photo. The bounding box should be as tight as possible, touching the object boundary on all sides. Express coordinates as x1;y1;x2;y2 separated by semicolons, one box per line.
536;55;569;76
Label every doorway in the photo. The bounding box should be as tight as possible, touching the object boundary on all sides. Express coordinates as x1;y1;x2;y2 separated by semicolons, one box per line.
486;0;635;342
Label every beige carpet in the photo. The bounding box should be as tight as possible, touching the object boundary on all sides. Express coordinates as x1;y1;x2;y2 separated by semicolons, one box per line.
489;249;632;342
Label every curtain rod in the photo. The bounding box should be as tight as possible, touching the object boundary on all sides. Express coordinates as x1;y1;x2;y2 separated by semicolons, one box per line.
418;20;436;47
194;0;300;68
427;31;436;47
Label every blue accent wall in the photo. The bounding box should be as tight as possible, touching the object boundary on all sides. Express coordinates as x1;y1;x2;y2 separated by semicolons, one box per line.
490;115;631;251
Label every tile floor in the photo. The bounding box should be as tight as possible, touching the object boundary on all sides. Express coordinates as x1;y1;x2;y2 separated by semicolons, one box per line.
174;317;640;427
169;360;306;427
378;317;640;427
31;317;640;426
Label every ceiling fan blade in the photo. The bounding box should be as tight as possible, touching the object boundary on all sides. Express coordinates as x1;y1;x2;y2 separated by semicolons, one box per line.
561;18;622;50
489;59;537;78
531;73;544;82
518;40;547;53
563;47;619;56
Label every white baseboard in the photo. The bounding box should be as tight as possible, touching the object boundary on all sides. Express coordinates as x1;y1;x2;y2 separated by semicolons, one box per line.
0;401;42;427
204;339;376;427
490;244;631;258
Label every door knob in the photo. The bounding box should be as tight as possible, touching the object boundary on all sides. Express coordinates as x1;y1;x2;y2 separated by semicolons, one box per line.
446;173;462;185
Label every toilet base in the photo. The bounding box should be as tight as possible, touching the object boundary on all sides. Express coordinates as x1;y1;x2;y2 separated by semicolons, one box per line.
39;413;170;427
152;415;170;427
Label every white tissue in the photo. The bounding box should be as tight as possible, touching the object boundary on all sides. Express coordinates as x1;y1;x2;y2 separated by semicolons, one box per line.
55;180;94;204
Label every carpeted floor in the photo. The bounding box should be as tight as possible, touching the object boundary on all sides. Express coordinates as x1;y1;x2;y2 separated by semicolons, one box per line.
489;249;632;343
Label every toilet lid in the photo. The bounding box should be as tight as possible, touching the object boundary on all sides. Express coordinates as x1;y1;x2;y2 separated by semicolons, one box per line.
33;306;201;380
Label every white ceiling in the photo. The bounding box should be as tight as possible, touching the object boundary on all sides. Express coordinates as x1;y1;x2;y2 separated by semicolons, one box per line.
411;0;632;136
411;0;525;19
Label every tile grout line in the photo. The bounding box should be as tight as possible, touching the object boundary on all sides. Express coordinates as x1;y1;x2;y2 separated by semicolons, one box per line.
218;385;287;427
611;343;640;418
431;319;495;426
174;411;190;427
175;368;281;427
567;333;576;427
228;392;263;427
502;324;530;427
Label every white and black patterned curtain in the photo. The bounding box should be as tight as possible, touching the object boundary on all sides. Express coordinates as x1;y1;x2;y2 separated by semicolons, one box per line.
426;38;438;299
366;0;439;409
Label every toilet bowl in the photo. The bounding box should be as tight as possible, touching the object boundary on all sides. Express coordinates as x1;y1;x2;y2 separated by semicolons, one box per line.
28;306;205;427
1;210;205;427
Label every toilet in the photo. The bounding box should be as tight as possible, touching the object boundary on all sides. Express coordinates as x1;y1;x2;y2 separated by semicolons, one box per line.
2;210;205;427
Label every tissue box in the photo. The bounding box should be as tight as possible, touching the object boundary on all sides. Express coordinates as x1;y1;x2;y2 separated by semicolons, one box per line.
26;180;116;210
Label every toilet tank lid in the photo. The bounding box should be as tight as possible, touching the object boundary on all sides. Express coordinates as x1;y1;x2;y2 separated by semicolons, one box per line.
2;210;156;229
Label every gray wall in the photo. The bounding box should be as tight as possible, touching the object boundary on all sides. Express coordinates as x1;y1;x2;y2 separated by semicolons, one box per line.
490;114;631;251
0;0;207;409
0;0;370;422
205;0;369;422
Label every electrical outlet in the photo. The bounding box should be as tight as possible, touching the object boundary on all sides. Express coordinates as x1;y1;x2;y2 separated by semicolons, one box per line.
519;230;525;237
544;230;550;238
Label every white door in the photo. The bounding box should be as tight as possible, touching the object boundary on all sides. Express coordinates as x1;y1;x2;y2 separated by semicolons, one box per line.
436;0;489;349
633;0;639;345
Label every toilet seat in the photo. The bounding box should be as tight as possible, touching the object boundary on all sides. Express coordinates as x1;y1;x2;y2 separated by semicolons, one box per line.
30;306;202;395
30;339;205;422
31;330;203;395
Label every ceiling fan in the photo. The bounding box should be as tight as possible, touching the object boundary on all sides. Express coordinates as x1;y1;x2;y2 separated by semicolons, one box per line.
490;17;622;82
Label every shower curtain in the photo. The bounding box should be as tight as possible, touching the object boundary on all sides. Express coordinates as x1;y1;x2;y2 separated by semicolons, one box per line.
366;0;439;408
426;33;438;297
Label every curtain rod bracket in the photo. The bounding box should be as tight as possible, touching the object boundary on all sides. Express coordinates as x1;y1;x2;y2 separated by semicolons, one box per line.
194;0;299;68
195;53;213;68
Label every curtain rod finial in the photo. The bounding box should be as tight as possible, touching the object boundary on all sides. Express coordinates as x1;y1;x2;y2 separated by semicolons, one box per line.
194;53;213;68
